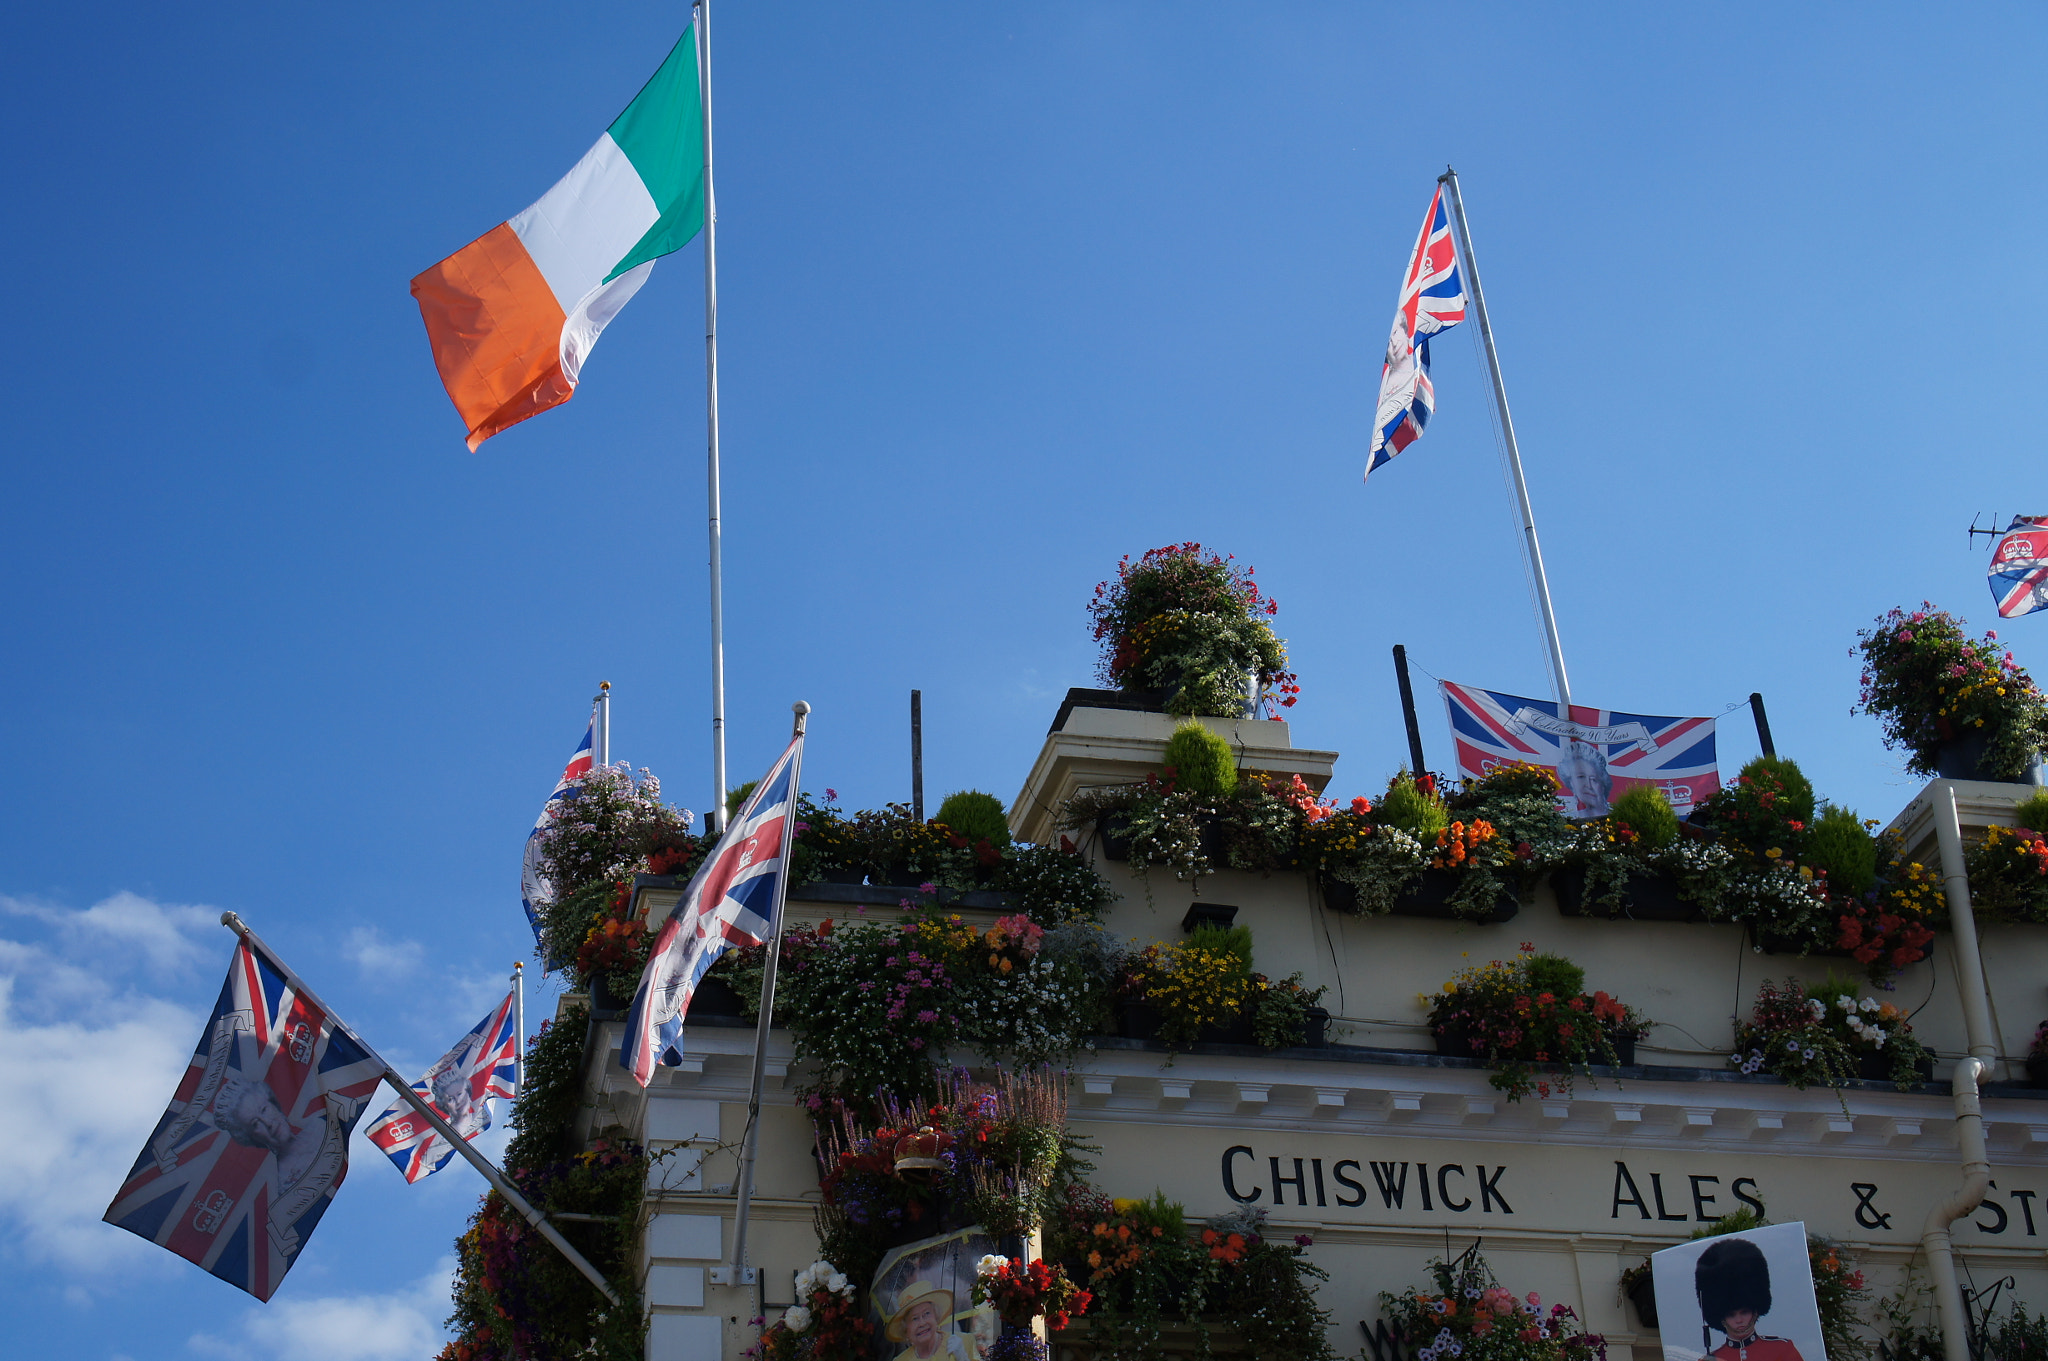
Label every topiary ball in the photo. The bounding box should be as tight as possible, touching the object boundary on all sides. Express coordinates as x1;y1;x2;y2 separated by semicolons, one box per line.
1739;755;1816;827
1806;804;1878;899
934;790;1012;847
1610;786;1680;850
1162;722;1238;798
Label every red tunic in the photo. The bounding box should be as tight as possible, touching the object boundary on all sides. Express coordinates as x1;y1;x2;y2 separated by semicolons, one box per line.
1713;1337;1805;1361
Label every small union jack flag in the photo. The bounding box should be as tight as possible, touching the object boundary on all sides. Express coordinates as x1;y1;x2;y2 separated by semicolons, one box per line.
521;712;597;961
623;733;804;1086
1441;679;1722;819
1367;184;1467;481
362;989;519;1184
1989;515;2048;620
104;939;384;1301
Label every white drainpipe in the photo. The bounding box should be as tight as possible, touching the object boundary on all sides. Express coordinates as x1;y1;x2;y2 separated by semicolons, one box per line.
1925;782;2000;1361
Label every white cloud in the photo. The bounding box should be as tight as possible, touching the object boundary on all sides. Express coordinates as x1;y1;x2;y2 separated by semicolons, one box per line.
0;926;208;1267
1;889;218;973
189;1260;454;1361
343;926;424;979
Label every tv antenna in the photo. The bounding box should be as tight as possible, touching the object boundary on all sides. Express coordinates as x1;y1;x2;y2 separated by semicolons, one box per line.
1969;512;2007;547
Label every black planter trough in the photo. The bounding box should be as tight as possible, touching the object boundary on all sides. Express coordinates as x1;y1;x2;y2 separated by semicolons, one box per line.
1858;1051;1937;1084
1390;869;1519;923
1098;814;1134;862
1318;871;1518;922
1552;866;1703;923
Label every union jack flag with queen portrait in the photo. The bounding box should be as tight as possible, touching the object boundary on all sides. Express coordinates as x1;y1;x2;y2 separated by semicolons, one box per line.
362;988;519;1184
104;939;383;1300
1988;515;2048;620
1440;679;1721;819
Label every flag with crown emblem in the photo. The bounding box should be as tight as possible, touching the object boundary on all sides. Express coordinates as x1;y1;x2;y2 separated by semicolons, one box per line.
1366;184;1467;481
103;939;384;1300
362;989;520;1184
522;713;596;962
1989;515;2048;620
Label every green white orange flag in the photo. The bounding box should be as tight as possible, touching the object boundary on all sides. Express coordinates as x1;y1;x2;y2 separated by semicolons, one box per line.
412;29;705;449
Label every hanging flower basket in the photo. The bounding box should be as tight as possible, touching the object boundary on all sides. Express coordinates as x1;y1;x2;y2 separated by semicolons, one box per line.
1389;868;1520;923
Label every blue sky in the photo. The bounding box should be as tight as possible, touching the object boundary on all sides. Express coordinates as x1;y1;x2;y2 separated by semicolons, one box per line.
4;3;2046;1356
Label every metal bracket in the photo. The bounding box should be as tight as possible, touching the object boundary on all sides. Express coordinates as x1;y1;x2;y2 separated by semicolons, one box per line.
708;1266;757;1285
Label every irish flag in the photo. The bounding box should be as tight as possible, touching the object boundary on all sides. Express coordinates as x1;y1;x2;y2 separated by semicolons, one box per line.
412;30;705;449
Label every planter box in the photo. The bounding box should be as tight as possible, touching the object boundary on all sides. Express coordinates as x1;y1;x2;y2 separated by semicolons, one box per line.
689;976;745;1017
1197;1011;1255;1046
1748;924;1857;959
1858;1051;1936;1084
1628;1273;1659;1329
1121;1000;1162;1041
1552;866;1703;923
1098;814;1133;862
1390;869;1519;923
814;867;863;884
1435;1030;1636;1066
1318;871;1517;921
2028;1054;2048;1089
1303;1006;1331;1049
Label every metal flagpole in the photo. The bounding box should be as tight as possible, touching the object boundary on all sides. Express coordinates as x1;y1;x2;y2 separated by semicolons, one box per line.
596;681;611;768
1438;166;1574;709
695;0;729;835
216;913;620;1305
512;961;525;1095
722;701;810;1284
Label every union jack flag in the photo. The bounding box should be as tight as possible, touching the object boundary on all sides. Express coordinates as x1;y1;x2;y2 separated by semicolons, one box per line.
521;712;597;961
1989;515;2048;620
623;733;804;1086
1440;679;1722;819
103;939;383;1301
362;988;519;1184
1366;184;1467;480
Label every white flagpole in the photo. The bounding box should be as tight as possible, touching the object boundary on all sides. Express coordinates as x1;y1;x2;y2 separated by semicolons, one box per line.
595;681;611;768
695;0;730;835
1438;166;1574;709
216;913;620;1304
512;960;525;1094
721;701;809;1284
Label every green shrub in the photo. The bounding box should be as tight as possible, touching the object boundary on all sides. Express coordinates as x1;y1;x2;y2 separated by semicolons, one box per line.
2017;788;2048;836
935;789;1012;847
1379;773;1450;842
1524;953;1586;1000
1740;754;1816;826
1609;786;1680;849
1807;804;1879;899
1162;721;1237;798
1184;922;1253;973
726;780;758;818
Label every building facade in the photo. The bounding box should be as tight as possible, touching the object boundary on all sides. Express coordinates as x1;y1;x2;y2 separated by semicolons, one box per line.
574;698;2048;1360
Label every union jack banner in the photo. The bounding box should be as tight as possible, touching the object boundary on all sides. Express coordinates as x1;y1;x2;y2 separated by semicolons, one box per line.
1440;679;1721;819
623;733;804;1086
1366;184;1467;480
521;712;596;962
104;939;383;1300
1989;515;2048;620
362;988;519;1184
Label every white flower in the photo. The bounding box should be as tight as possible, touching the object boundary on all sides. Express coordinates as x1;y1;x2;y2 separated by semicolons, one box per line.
783;1305;813;1333
1808;999;1827;1018
1860;997;1881;1013
1836;997;1855;1012
828;1273;850;1295
976;1254;1008;1277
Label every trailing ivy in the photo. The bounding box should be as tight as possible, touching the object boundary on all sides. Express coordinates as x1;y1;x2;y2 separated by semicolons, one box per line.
441;1007;648;1361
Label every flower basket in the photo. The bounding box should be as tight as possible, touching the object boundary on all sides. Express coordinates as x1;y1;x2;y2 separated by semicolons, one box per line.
1318;874;1360;914
588;974;628;1019
1389;869;1519;923
1551;866;1702;923
1097;814;1134;862
1303;1006;1330;1048
1857;1051;1935;1084
1627;1272;1659;1329
1434;1028;1478;1060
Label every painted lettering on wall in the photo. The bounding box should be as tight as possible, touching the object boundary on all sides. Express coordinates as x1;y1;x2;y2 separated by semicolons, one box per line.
1610;1162;1764;1222
1221;1146;1512;1214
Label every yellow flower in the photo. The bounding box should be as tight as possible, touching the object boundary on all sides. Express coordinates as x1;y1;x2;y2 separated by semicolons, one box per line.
1765;847;1783;859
